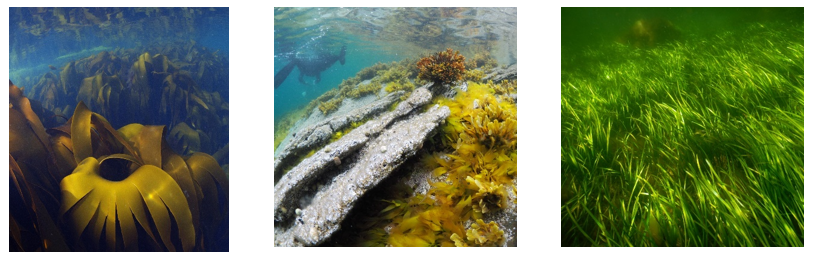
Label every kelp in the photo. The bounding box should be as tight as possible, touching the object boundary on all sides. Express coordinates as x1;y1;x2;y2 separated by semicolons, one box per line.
25;45;229;156
10;154;70;252
168;122;209;156
10;81;69;251
60;156;195;251
76;73;126;120
9;81;229;251
10;81;62;191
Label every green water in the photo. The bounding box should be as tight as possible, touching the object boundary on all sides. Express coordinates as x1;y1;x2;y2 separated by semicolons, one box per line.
561;7;804;247
561;7;803;58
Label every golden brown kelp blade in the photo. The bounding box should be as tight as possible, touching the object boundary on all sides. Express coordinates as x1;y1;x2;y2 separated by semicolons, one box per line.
46;123;78;179
60;156;195;251
211;143;229;165
10;80;51;157
119;123;203;242
55;103;228;251
10;154;70;251
186;152;229;248
70;101;141;165
169;122;201;155
29;72;61;112
76;73;125;118
161;151;202;239
10;80;62;194
62;102;199;251
128;124;166;167
59;61;78;97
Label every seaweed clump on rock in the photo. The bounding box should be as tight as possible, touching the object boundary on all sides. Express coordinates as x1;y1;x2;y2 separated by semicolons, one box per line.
335;80;517;247
417;48;466;86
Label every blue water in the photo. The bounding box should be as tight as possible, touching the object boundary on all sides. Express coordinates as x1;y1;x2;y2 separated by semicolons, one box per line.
9;7;230;100
273;7;518;123
273;38;404;119
8;7;231;155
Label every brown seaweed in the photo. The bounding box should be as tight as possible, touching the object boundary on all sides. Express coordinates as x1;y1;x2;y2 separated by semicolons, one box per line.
9;81;228;251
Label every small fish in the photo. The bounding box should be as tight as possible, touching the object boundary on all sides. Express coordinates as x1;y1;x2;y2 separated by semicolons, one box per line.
48;65;57;70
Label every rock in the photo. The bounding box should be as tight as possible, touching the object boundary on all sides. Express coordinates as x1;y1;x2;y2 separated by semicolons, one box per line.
273;86;450;246
483;63;517;82
273;89;407;182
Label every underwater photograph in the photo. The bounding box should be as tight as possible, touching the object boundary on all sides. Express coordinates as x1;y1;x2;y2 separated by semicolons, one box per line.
273;7;517;246
9;7;229;251
561;7;804;246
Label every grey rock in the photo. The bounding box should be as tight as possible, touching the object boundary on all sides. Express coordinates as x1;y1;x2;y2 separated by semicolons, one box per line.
297;125;332;150
273;87;450;246
484;63;517;82
273;90;405;182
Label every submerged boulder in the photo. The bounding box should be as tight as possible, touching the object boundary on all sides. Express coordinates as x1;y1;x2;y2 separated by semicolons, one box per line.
273;86;449;246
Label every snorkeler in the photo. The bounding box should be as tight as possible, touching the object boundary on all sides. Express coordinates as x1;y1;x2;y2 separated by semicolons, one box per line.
274;45;347;89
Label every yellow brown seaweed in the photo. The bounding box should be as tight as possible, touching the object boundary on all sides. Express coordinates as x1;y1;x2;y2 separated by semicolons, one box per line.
9;82;228;251
353;81;516;247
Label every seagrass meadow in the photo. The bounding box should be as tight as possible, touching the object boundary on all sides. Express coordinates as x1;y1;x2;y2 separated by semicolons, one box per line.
561;9;804;246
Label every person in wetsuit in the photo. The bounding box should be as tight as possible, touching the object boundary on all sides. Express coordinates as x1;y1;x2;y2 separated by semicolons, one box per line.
274;45;346;89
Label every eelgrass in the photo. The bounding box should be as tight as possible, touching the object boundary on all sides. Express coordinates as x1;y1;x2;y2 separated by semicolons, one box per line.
561;22;803;246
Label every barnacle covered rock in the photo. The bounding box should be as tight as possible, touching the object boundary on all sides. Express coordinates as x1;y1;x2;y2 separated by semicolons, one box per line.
273;89;407;182
483;63;517;82
273;87;446;246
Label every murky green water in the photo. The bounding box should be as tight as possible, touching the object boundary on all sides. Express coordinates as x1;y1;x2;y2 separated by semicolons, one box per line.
561;7;804;247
